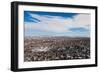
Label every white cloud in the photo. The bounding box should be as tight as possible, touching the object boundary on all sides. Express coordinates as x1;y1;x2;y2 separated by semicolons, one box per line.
72;14;90;28
25;13;90;33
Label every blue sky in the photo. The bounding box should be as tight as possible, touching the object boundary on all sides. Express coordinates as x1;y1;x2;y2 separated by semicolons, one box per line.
24;11;90;37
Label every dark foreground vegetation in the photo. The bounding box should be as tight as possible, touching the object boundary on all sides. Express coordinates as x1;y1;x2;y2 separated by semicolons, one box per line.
24;37;90;62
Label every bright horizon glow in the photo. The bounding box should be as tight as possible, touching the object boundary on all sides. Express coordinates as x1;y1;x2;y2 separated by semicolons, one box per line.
24;11;90;37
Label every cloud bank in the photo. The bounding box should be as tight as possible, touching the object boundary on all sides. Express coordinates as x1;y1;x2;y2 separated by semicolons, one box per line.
24;12;90;37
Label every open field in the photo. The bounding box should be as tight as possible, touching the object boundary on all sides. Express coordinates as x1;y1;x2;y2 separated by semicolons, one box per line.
24;37;90;62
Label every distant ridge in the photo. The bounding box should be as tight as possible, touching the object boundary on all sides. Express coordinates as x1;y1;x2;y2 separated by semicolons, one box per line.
24;36;90;40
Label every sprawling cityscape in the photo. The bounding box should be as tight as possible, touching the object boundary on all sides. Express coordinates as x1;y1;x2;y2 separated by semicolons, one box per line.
24;37;90;62
24;11;90;62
